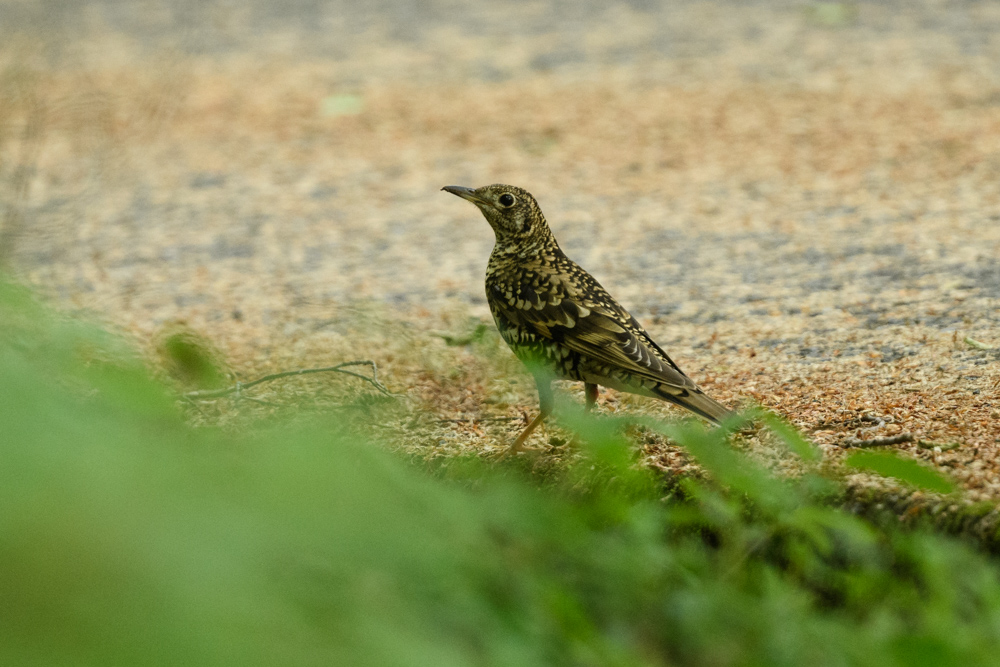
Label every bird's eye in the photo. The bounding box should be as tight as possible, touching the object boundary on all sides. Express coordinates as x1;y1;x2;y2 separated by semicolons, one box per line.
498;193;516;207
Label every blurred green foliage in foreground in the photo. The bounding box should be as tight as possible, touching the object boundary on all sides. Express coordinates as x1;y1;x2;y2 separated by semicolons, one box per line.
3;279;1000;667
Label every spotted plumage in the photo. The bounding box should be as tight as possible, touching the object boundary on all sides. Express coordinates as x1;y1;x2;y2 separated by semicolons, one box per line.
443;183;732;452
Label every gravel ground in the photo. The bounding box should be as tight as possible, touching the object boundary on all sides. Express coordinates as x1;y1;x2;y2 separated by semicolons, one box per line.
2;1;999;501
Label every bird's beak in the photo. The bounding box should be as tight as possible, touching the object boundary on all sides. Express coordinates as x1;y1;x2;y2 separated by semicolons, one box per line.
442;185;490;207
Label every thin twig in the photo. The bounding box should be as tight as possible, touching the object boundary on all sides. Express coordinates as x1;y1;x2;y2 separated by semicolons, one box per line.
184;361;392;400
181;393;213;416
840;433;914;449
812;413;892;430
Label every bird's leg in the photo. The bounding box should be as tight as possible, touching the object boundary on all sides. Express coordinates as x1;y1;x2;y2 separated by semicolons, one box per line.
557;383;601;449
508;375;553;454
509;412;547;454
584;383;599;412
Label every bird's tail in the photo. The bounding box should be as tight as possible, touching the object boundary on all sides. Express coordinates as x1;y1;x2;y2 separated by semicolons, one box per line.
653;385;734;425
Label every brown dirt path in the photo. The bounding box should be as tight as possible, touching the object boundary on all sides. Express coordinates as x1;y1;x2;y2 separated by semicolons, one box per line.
2;1;998;500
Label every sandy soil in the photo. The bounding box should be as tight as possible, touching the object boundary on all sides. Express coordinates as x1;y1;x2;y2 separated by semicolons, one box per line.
2;1;999;501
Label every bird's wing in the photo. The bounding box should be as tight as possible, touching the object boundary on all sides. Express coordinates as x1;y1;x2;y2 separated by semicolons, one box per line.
489;278;699;395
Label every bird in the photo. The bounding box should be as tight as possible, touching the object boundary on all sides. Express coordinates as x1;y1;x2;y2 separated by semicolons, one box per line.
442;183;733;453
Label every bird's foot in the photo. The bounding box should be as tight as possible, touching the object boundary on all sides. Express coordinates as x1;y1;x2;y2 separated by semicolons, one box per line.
498;443;544;459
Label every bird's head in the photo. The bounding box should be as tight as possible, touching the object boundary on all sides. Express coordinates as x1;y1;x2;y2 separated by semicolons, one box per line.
442;184;553;249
